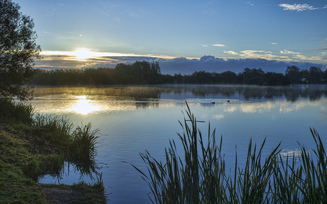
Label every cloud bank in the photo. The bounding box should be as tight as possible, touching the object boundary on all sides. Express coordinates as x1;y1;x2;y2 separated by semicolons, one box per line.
157;56;324;74
34;54;325;75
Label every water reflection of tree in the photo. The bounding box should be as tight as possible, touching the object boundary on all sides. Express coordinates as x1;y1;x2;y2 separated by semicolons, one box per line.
135;100;159;109
32;85;327;110
159;85;326;102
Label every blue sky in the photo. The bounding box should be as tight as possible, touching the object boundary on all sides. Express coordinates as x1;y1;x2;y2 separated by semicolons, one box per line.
15;0;327;73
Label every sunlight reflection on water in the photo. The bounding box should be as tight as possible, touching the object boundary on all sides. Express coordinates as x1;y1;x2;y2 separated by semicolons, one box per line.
69;96;100;115
29;85;327;204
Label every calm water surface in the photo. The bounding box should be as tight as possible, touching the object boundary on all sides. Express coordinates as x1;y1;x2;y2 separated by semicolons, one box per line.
29;84;327;204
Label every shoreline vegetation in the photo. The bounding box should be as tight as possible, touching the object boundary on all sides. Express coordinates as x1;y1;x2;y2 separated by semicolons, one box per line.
0;98;106;203
28;61;327;86
134;102;327;203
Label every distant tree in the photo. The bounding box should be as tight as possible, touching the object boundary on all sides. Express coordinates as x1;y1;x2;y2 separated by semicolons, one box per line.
150;61;161;83
220;71;237;84
173;73;184;84
309;66;323;83
264;72;289;86
323;70;327;83
0;0;40;100
240;68;265;85
300;69;310;83
188;71;214;84
114;63;134;84
285;66;301;84
113;61;161;84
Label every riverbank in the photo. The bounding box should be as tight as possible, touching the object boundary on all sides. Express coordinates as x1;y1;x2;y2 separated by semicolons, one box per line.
0;99;106;203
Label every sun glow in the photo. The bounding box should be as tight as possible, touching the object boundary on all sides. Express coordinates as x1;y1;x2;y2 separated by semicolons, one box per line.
73;48;95;60
69;96;100;115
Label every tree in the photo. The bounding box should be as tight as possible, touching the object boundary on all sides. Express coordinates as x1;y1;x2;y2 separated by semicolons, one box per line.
300;69;310;83
264;72;289;86
309;66;322;84
285;66;301;84
240;68;265;85
0;0;41;100
220;71;237;83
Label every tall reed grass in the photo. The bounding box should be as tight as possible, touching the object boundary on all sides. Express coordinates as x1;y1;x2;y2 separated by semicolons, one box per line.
135;102;326;203
33;114;100;177
33;114;73;146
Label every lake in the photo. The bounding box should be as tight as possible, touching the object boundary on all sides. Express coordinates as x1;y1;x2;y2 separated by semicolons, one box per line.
28;84;327;204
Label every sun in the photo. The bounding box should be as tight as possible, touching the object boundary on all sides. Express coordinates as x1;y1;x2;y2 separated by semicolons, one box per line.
73;48;95;60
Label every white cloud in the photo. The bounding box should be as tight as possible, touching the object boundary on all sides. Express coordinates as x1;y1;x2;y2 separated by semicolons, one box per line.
279;100;322;113
239;50;278;60
224;106;237;113
213;114;224;120
295;54;324;61
239;102;274;113
280;49;300;55
271;42;278;45
247;1;255;6
201;44;208;47
212;44;225;47
279;3;318;11
280;149;303;157
221;100;325;116
224;50;238;55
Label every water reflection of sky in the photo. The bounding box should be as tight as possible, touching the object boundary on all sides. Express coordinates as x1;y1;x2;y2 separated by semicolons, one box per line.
30;85;327;204
32;94;327;117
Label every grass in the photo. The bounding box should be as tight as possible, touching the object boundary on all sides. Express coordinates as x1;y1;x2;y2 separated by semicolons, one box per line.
135;102;326;203
0;98;105;203
0;129;47;203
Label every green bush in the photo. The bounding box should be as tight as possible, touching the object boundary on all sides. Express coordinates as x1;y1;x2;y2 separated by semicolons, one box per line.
0;98;33;124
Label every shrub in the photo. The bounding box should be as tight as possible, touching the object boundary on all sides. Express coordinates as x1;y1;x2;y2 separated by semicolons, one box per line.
0;98;33;124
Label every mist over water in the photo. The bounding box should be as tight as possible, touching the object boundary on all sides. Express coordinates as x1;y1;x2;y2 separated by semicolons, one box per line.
30;84;327;204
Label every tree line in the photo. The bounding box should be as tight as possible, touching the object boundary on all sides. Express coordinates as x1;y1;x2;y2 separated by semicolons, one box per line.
27;61;327;86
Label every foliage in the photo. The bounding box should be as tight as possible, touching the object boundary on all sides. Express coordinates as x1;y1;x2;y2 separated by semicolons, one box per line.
285;65;301;84
135;103;326;203
0;98;33;124
309;66;323;84
114;61;161;84
264;72;289;86
0;0;41;100
28;61;161;86
240;68;265;85
28;62;327;86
